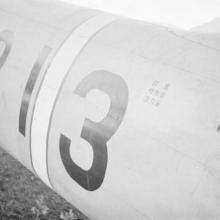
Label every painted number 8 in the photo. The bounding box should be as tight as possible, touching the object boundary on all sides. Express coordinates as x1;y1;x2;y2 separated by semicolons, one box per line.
60;70;129;191
0;30;14;70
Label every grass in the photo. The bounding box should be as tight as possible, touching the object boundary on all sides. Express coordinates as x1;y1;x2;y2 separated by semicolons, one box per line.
0;148;89;220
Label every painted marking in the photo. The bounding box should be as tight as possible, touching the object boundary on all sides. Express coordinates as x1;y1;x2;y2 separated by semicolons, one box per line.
143;80;170;107
19;46;52;136
60;70;129;191
0;30;14;70
31;13;118;187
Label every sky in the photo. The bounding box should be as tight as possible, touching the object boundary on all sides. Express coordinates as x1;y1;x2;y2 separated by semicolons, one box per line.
62;0;220;29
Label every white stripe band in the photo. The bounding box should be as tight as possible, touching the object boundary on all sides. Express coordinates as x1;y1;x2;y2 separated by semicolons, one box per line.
31;13;118;187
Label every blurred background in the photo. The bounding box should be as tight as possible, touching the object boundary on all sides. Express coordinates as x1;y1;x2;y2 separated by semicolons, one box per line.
62;0;220;29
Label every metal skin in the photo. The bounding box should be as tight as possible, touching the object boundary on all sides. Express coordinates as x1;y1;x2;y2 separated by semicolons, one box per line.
1;0;220;219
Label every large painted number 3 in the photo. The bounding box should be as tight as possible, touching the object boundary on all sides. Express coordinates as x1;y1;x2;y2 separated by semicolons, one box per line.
0;30;14;70
60;70;129;191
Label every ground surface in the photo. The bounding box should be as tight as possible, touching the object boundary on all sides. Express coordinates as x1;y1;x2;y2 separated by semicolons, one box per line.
0;148;88;220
